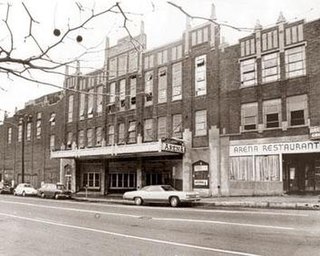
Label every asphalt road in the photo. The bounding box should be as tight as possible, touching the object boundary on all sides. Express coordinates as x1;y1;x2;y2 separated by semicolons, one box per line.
0;195;319;256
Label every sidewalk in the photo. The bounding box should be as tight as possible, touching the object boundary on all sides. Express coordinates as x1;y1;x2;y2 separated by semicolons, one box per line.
72;194;320;210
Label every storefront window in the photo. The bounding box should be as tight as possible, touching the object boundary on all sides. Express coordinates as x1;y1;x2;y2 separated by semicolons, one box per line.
230;155;280;181
109;173;136;189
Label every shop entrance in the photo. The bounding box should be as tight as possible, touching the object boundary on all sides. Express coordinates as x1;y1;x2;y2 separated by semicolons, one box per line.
283;153;320;193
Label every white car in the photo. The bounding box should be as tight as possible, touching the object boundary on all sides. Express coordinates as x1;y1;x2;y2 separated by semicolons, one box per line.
123;185;200;207
14;183;38;197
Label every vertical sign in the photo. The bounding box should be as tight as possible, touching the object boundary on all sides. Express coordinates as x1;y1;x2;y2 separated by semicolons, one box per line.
192;160;209;189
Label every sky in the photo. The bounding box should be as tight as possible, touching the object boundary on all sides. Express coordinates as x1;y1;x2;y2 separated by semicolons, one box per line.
0;0;319;121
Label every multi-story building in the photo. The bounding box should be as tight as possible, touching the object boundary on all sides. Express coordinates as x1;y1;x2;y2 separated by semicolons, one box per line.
219;14;320;195
1;6;320;196
0;91;64;188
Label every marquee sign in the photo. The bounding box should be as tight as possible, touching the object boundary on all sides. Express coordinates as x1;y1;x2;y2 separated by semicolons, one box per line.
161;142;185;154
230;141;320;156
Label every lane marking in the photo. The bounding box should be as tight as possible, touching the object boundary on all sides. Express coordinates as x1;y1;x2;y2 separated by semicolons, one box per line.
153;217;295;230
0;200;296;230
0;212;262;256
0;197;309;217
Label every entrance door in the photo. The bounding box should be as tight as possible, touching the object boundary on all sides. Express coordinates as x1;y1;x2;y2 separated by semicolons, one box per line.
283;154;316;193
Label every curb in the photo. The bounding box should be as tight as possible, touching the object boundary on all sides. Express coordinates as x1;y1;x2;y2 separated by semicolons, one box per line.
72;197;320;210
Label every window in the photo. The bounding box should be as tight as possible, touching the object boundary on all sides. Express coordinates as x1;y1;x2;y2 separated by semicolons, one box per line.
191;27;209;46
285;46;306;78
241;103;258;131
18;124;22;142
68;95;74;123
78;130;85;148
195;55;207;96
108;125;115;145
285;24;304;45
36;120;41;139
262;52;280;83
26;122;32;141
49;113;56;127
172;62;182;101
171;45;182;61
195;110;207;136
128;50;138;73
287;94;308;126
97;86;103;114
87;129;93;147
96;127;102;146
88;77;95;88
144;119;154;142
158;68;167;103
79;78;86;90
130;76;136;109
240;39;255;57
7;127;12;144
109;173;136;189
118;123;125;144
230;155;280;181
87;89;94;118
262;30;278;51
172;114;182;139
119;79;126;111
157;50;168;66
263;99;281;128
157;117;167;139
67;132;73;149
145;71;153;106
109;82;116;104
79;93;86;120
118;54;127;76
144;55;154;69
109;58;117;79
83;172;100;189
50;135;55;150
240;58;257;87
128;121;136;143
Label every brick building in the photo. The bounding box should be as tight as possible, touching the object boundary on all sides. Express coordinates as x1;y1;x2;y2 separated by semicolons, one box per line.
0;91;64;188
1;7;320;196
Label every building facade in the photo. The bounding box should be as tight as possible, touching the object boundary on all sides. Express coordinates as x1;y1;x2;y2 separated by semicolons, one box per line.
1;7;320;196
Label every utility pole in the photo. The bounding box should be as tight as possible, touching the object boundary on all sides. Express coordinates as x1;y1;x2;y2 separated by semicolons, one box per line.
21;117;25;183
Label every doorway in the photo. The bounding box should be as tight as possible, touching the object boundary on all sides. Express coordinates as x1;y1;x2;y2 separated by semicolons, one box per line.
283;154;320;193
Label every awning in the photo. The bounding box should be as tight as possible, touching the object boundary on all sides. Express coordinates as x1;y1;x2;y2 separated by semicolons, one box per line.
51;140;185;159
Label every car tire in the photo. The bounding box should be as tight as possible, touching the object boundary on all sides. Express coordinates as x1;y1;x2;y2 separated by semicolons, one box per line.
22;191;26;197
54;193;59;200
41;193;45;199
134;197;143;206
169;196;180;207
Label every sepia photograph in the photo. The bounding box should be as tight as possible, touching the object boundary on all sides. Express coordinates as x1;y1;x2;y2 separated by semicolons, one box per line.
0;0;320;255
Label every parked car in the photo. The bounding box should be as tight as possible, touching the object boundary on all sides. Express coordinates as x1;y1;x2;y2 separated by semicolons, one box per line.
14;183;38;197
38;183;71;199
123;185;200;207
0;182;14;194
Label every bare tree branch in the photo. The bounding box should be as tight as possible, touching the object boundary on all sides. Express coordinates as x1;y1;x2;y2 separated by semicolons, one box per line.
167;1;253;32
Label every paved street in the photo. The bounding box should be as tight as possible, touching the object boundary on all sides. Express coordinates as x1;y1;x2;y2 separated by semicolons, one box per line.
0;195;319;256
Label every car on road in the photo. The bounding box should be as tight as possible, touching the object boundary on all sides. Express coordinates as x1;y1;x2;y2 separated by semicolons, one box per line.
123;185;200;207
0;182;14;194
38;183;71;199
14;183;38;197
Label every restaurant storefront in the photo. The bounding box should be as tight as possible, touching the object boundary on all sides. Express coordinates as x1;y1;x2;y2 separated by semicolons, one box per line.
228;135;320;195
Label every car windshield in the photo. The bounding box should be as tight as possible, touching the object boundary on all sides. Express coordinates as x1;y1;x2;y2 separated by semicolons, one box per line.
161;185;175;191
24;184;32;188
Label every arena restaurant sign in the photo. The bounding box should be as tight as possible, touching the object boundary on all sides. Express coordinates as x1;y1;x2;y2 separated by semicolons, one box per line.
230;141;320;156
